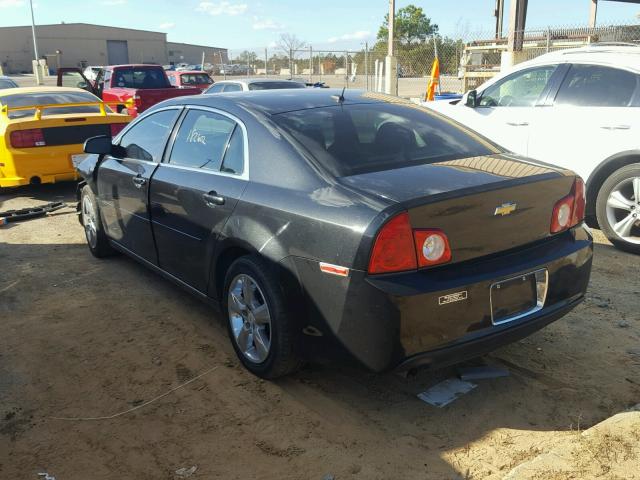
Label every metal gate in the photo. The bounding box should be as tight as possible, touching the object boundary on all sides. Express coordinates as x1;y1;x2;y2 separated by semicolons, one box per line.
107;40;129;65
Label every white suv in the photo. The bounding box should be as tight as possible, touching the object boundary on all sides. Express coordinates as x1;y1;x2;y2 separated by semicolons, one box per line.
427;45;640;253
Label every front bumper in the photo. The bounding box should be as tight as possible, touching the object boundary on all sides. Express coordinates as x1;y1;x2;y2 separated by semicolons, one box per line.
292;227;593;372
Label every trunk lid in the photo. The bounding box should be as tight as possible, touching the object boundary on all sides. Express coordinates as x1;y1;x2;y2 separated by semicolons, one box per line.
342;153;577;265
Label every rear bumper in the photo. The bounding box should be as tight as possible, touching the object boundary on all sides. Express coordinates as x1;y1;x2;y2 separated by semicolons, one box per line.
292;227;593;372
396;293;583;371
0;148;80;187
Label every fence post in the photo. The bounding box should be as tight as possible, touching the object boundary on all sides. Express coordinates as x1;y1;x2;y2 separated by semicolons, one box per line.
309;46;313;83
546;27;551;53
264;47;268;76
365;42;369;91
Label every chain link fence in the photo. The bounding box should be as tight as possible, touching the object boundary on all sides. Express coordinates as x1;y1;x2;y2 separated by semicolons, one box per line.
210;21;640;98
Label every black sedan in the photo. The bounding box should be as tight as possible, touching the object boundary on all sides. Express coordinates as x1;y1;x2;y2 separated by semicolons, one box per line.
77;89;593;378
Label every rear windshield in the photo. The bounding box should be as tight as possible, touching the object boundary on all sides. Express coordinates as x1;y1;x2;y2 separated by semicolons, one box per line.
0;79;17;89
273;103;497;177
111;67;170;89
248;81;305;91
180;73;213;85
0;91;103;120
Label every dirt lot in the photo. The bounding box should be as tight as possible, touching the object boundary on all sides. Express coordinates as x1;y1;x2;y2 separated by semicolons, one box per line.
1;183;639;480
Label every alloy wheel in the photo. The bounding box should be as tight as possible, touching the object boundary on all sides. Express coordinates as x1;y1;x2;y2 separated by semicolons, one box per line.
227;274;272;363
82;195;98;249
605;176;640;245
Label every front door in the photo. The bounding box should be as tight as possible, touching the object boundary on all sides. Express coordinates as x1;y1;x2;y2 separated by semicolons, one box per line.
97;108;181;264
57;68;98;96
465;65;559;155
149;107;248;292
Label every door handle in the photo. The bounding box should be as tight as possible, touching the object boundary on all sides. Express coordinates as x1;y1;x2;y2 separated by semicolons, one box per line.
203;191;225;206
132;176;146;188
601;125;631;130
506;121;529;127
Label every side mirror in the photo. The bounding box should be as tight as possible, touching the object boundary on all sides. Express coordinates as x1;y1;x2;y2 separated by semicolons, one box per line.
84;135;123;156
466;90;478;108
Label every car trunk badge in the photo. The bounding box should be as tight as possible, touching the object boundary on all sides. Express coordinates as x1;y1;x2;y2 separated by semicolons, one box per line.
494;202;517;216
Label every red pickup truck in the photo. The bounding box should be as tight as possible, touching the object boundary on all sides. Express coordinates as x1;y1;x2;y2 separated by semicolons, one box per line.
57;65;201;117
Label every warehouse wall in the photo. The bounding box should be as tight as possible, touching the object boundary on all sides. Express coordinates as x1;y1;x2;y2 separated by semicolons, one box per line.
0;23;224;74
167;42;228;66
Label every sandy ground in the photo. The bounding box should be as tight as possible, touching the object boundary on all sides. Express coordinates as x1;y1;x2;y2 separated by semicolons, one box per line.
1;183;639;480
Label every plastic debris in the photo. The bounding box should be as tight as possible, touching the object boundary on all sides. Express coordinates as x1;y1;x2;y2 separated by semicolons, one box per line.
457;365;510;381
38;473;56;480
417;378;477;407
175;465;198;478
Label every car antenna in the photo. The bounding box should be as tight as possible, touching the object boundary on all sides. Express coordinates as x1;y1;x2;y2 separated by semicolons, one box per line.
332;86;346;103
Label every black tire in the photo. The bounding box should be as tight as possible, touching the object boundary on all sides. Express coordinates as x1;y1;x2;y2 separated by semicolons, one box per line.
80;185;114;258
223;255;301;379
595;163;640;254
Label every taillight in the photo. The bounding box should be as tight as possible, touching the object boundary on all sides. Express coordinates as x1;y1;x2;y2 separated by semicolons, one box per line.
550;178;586;233
368;212;452;274
132;94;142;108
414;229;452;267
110;123;126;137
10;128;46;148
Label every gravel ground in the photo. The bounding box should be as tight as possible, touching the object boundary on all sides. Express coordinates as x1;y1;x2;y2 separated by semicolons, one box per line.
1;183;639;480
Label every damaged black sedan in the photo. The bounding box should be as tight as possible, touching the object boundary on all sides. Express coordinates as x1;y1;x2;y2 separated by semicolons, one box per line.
77;89;593;378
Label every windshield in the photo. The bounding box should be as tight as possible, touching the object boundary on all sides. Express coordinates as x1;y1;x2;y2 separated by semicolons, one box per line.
180;73;213;85
248;81;305;90
0;79;18;89
273;103;497;177
0;91;105;120
111;67;170;89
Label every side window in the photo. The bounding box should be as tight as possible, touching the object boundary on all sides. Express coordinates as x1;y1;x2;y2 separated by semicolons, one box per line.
223;83;242;92
168;110;236;171
119;109;179;162
555;64;638;107
207;83;225;93
220;126;245;175
168;75;177;86
479;66;557;107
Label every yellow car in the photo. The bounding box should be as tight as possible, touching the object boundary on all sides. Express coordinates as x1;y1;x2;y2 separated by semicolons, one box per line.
0;87;131;190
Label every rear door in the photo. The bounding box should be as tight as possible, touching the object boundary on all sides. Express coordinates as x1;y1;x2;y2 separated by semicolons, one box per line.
528;63;640;182
149;107;248;292
97;107;181;263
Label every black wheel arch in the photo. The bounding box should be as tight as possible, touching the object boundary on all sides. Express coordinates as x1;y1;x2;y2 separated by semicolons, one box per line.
586;150;640;223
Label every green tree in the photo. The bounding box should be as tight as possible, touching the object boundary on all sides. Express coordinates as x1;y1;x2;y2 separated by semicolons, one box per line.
377;5;438;45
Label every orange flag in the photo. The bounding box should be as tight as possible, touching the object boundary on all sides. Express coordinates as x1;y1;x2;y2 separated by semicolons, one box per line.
425;57;440;101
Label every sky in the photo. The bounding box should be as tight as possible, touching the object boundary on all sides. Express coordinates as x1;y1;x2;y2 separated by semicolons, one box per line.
1;0;639;53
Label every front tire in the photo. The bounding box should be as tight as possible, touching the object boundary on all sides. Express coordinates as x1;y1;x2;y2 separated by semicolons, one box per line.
595;164;640;254
223;255;301;379
80;186;114;258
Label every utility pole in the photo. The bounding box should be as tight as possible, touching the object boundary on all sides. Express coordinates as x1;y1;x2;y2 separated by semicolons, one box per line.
29;0;43;85
385;0;397;95
589;0;598;28
264;47;268;75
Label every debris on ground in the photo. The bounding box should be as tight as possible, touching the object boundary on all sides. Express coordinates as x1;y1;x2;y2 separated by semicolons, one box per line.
174;465;197;478
457;365;510;381
0;202;66;224
417;378;477;407
37;473;56;480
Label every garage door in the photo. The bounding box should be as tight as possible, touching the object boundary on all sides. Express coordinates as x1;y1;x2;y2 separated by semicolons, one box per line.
107;40;129;65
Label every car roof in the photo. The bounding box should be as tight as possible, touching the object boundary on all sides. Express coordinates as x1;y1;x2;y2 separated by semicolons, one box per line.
0;86;92;98
217;78;305;85
163;88;393;115
518;44;640;70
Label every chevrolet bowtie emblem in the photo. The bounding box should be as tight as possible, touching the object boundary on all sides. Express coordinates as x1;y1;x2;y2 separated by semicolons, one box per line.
494;202;517;216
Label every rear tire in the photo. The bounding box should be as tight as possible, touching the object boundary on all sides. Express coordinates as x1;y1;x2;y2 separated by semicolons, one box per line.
80;185;114;258
595;164;640;254
223;255;301;379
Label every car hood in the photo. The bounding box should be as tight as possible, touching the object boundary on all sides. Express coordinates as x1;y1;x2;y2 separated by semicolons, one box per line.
339;153;568;203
